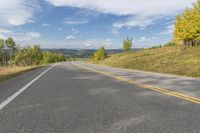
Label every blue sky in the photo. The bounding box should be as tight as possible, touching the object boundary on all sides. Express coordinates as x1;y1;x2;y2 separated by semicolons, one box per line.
0;0;197;49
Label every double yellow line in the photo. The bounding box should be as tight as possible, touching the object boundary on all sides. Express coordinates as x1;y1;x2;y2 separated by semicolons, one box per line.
72;63;200;105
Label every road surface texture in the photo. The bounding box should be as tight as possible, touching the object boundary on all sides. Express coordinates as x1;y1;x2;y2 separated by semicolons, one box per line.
0;62;200;133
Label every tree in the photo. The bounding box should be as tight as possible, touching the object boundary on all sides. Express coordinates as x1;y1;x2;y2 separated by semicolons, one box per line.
173;0;200;46
5;37;16;65
14;45;43;66
31;45;43;65
42;51;65;64
123;37;133;51
0;39;5;65
93;47;108;61
14;46;33;66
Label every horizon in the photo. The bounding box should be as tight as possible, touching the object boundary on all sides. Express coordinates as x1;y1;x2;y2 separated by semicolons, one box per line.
0;0;197;49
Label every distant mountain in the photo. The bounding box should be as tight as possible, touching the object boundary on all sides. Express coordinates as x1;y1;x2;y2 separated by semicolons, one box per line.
42;49;142;58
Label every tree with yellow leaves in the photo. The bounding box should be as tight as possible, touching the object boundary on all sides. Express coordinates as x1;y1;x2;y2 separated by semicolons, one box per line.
173;0;200;46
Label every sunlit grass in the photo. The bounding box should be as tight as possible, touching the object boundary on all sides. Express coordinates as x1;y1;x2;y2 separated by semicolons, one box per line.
97;45;200;77
0;66;40;82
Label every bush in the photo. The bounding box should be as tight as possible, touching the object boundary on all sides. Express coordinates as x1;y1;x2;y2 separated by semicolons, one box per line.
93;47;108;61
163;42;176;47
14;45;66;66
149;45;162;49
14;45;43;66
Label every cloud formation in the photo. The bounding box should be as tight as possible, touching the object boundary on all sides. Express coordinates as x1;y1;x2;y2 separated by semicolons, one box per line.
139;36;155;42
72;28;79;34
0;29;12;39
66;35;76;40
0;29;41;42
160;25;175;35
42;23;50;27
45;0;196;29
0;0;39;26
63;18;89;25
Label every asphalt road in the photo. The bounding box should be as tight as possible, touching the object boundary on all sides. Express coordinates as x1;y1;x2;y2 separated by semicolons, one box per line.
0;62;200;133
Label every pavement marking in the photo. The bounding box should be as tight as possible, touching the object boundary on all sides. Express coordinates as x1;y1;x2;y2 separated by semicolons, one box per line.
0;64;57;111
72;62;200;105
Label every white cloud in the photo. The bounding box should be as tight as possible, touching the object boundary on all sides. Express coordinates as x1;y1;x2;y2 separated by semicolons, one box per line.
0;29;12;35
48;37;116;49
84;43;92;47
0;28;12;39
82;38;116;49
63;18;89;25
0;29;41;41
139;36;155;42
0;29;12;34
31;38;114;49
0;34;6;39
113;16;157;29
45;0;195;29
0;0;39;26
13;32;41;42
111;27;120;35
42;23;50;27
160;24;175;35
66;35;76;40
27;32;41;39
72;28;79;34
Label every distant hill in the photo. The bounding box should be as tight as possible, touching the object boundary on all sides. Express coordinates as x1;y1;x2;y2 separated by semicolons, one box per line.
42;49;142;58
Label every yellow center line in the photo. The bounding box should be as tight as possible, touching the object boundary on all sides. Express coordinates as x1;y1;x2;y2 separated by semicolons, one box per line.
72;63;200;105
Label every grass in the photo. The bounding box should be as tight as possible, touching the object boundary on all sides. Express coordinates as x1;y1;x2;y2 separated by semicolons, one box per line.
76;58;92;62
97;45;200;77
0;66;41;82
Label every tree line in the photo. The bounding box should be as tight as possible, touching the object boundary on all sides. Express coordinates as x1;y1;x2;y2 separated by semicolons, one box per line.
0;37;66;66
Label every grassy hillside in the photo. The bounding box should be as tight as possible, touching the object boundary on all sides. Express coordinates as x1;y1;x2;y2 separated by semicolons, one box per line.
98;46;200;77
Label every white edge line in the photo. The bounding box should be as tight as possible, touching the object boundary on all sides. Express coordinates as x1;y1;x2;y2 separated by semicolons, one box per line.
0;63;57;111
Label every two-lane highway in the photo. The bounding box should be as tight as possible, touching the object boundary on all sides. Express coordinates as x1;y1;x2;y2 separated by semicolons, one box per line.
0;62;200;133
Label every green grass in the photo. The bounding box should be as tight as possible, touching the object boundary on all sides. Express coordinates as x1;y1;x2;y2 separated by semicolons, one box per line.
0;66;41;82
97;46;200;77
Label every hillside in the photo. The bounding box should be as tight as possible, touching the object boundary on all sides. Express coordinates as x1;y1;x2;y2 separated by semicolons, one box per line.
98;46;200;77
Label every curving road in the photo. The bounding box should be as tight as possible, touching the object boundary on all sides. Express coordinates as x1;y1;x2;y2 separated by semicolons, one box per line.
0;62;200;133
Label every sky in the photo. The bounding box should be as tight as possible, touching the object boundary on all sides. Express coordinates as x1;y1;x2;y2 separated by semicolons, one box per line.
0;0;197;49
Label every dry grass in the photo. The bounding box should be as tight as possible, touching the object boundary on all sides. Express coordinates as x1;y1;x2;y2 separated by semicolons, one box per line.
97;45;200;77
0;66;40;82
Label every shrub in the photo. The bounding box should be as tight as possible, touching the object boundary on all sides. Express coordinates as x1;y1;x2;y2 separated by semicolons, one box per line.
93;47;108;61
149;45;162;49
163;42;176;47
